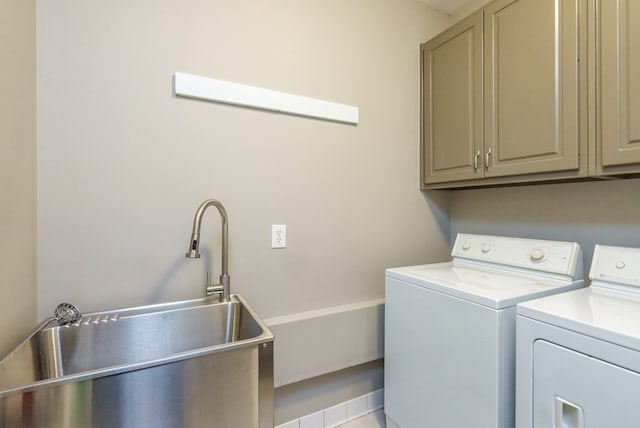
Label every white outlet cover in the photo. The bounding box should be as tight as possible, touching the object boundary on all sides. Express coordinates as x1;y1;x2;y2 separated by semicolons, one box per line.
272;224;286;249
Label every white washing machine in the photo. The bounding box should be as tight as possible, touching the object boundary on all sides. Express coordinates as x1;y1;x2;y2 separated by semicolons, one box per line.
384;233;584;428
516;244;640;428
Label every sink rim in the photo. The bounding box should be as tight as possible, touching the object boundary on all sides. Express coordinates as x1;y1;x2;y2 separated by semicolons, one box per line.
0;293;273;398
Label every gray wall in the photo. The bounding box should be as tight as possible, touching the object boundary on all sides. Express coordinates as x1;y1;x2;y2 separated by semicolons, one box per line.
450;178;640;278
452;0;488;21
276;360;384;424
35;0;453;421
36;0;452;319
0;0;37;358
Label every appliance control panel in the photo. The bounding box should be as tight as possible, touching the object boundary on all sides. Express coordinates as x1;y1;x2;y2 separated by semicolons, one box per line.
451;233;582;277
590;245;640;289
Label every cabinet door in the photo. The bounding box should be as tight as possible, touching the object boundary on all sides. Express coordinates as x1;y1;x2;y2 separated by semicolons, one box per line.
484;0;581;177
599;0;640;169
421;12;483;186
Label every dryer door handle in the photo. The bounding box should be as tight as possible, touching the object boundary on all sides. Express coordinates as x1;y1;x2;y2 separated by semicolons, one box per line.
555;396;584;428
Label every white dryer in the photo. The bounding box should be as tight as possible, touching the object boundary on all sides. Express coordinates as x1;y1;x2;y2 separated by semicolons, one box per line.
516;244;640;428
385;233;584;428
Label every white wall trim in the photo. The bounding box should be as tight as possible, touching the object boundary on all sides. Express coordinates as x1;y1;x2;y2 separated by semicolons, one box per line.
173;72;359;124
265;299;384;387
264;298;384;326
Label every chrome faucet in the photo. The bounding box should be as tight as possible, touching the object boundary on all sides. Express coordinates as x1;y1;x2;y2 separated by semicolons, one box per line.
185;199;230;302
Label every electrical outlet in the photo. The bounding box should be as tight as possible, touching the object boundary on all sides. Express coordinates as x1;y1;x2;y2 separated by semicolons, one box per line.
272;224;286;249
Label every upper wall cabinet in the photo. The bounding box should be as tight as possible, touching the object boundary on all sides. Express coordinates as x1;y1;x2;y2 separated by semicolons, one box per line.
421;13;483;184
421;0;588;189
596;0;640;174
484;0;584;177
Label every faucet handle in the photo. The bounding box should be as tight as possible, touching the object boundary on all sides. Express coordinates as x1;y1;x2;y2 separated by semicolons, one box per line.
206;284;224;301
205;271;224;299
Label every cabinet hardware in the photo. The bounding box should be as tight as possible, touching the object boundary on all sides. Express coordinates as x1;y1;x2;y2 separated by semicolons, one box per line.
474;150;481;172
485;148;492;171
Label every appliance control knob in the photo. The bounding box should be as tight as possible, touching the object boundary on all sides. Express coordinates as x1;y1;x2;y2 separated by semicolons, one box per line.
530;248;546;261
616;261;626;269
481;244;491;253
462;242;471;251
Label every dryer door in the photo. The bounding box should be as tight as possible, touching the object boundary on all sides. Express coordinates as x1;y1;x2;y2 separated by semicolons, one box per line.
533;340;640;427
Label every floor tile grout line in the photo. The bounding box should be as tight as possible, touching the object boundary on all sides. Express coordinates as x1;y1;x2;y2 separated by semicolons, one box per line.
275;388;384;428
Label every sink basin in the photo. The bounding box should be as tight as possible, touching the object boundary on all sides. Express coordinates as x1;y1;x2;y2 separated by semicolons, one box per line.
0;294;274;428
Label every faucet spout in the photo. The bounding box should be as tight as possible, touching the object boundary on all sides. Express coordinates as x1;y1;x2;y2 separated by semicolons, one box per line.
185;199;230;302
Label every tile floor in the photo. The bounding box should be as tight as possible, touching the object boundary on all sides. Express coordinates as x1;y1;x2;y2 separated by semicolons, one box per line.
276;390;385;428
339;409;385;428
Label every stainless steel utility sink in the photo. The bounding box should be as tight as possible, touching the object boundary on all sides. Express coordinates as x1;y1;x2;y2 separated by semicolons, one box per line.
0;294;274;428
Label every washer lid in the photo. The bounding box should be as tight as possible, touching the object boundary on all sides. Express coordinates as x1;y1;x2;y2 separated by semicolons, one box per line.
386;262;584;309
517;287;640;352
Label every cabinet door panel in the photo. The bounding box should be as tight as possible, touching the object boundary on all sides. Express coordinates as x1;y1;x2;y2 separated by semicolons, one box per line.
599;0;640;168
484;0;581;177
422;12;483;185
